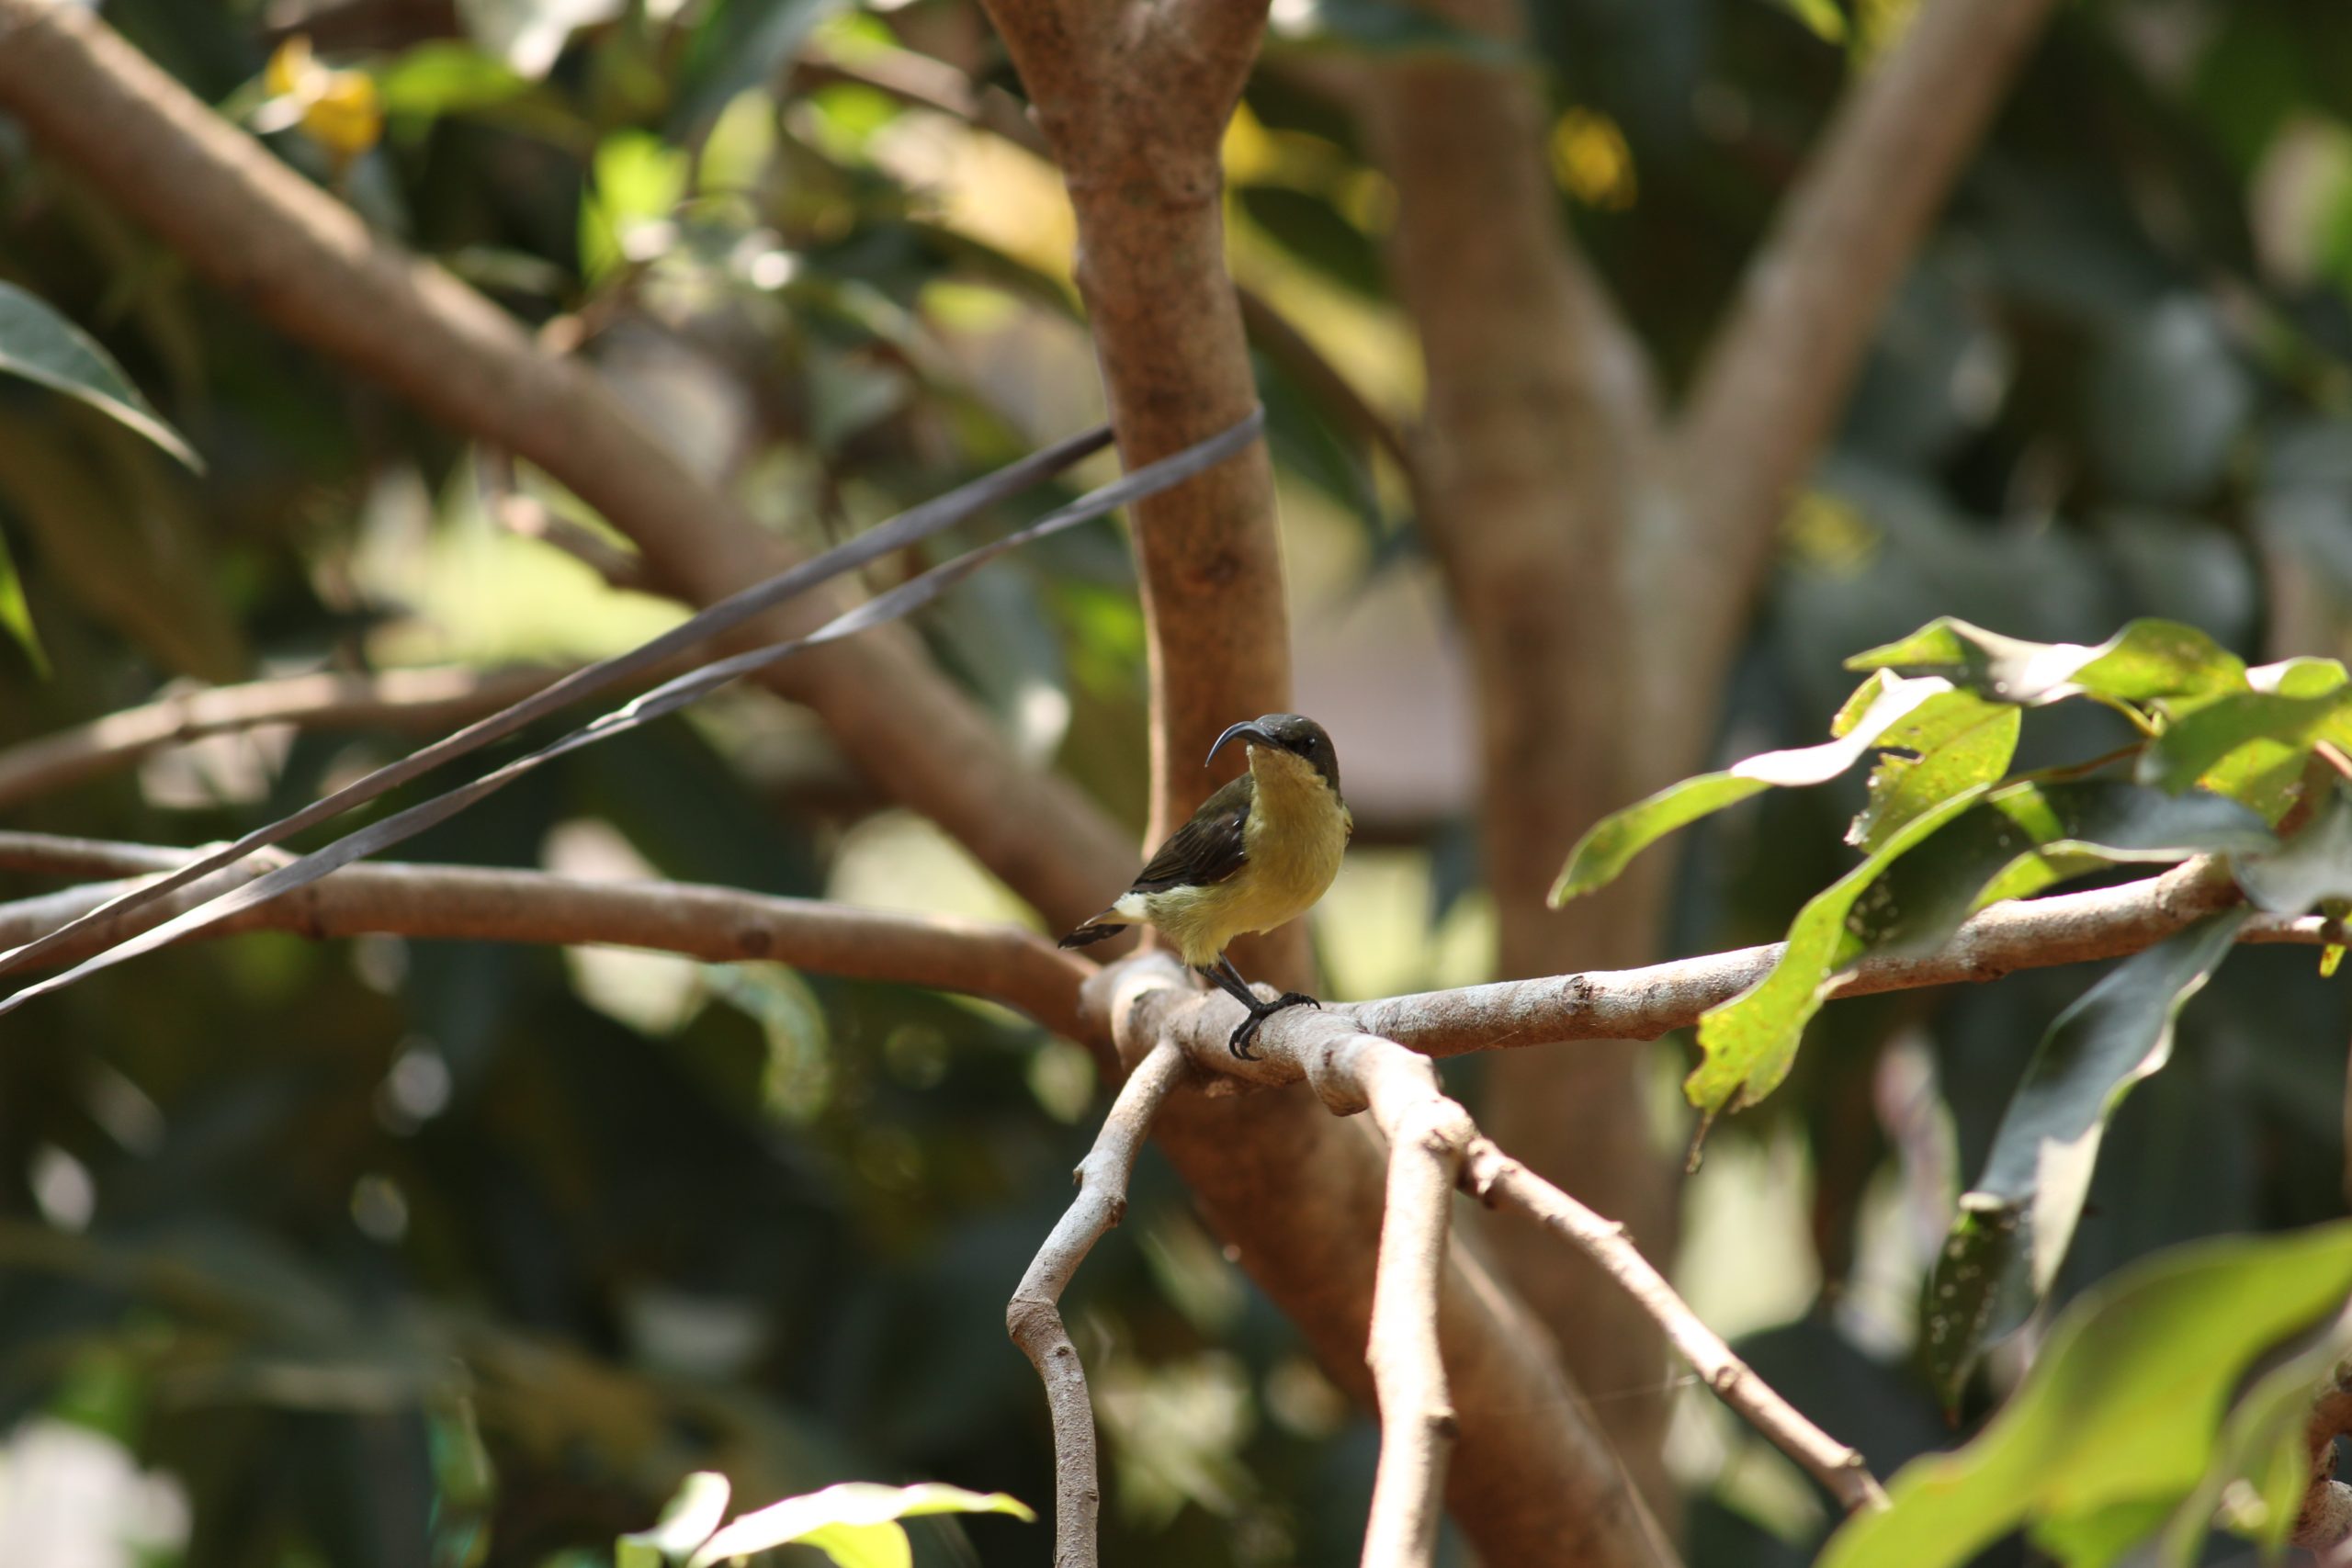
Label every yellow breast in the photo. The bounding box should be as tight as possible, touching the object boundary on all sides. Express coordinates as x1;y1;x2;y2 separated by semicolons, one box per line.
1141;745;1351;967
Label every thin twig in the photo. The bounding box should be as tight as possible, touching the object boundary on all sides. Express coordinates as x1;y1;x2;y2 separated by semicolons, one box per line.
1462;1140;1887;1514
1007;1041;1192;1568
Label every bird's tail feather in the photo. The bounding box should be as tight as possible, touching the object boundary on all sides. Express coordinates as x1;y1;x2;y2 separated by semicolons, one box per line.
1057;919;1127;950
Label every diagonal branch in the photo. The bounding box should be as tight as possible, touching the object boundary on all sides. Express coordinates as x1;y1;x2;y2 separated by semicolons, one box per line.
0;0;1136;928
1464;1140;1886;1513
1007;1041;1192;1568
1667;0;2059;687
0;831;1095;1040
0;665;580;811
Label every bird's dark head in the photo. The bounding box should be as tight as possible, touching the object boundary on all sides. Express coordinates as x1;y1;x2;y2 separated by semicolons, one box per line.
1206;713;1340;793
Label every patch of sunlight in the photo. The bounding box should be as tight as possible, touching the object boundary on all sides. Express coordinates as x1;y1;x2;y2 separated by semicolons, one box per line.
825;809;1041;930
1317;847;1433;1001
1095;1351;1257;1527
1226;207;1422;416
544;819;707;1037
0;1417;190;1568
1673;1123;1820;1342
351;460;685;668
870;110;1076;285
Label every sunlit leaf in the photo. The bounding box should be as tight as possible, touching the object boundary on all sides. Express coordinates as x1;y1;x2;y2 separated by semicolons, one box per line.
1776;0;1849;43
2156;1314;2352;1565
1848;617;2245;706
0;525;44;675
2138;689;2350;793
1921;912;2247;1404
1553;675;1960;903
376;42;532;118
620;1471;731;1568
1829;1224;2352;1568
581;130;691;280
0;282;200;470
685;1482;1033;1568
1849;695;2019;851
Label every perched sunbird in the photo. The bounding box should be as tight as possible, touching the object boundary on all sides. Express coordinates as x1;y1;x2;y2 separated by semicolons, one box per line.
1060;714;1352;1058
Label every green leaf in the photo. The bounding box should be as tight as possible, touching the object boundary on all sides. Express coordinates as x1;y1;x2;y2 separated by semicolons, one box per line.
2156;1319;2352;1565
2250;656;2350;697
2233;784;2352;913
2138;689;2350;793
1848;617;2245;706
0;525;44;675
1849;695;2020;852
1689;785;1989;1116
1690;783;2266;1118
0;282;200;470
685;1483;1034;1568
1826;1224;2352;1568
1553;675;1962;904
1779;0;1848;42
1921;912;2247;1407
581;130;691;280
620;1472;731;1568
376;42;531;117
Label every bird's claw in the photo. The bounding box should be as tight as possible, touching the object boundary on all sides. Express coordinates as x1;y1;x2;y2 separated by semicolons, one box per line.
1227;991;1321;1060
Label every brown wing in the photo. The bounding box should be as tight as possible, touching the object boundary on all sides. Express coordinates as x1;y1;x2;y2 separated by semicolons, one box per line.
1129;773;1253;894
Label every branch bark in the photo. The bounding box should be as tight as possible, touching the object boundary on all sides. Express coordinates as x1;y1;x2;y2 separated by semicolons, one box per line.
0;0;1135;929
1463;1140;1886;1514
1007;1041;1192;1568
1665;0;2061;713
2298;1365;2352;1559
0;665;577;810
0;831;1095;1040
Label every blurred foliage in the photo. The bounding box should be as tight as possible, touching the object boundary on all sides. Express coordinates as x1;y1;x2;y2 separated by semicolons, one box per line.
0;0;2350;1565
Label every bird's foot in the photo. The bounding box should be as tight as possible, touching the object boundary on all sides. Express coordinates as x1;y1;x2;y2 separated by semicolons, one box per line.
1227;992;1321;1060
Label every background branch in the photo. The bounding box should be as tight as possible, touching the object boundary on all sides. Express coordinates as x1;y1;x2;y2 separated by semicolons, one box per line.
0;0;1137;929
0;665;578;810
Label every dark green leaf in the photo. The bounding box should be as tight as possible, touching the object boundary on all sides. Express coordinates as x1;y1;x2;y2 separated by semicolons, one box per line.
2234;784;2352;913
1236;186;1385;299
1921;1203;2026;1410
0;282;200;470
1921;913;2247;1402
1826;1224;2352;1568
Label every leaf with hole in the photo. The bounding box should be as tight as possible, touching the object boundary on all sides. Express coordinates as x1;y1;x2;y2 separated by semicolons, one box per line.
1920;912;2247;1407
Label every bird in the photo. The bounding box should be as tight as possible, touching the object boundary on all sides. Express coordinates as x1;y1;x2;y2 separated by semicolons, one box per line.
1059;713;1352;1059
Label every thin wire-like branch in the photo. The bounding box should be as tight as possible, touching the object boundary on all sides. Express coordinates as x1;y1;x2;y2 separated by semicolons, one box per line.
0;832;1094;1040
1007;1042;1192;1568
1463;1140;1887;1514
0;666;576;811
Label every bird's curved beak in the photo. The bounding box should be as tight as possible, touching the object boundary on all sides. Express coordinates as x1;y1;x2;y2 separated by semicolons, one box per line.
1206;720;1277;768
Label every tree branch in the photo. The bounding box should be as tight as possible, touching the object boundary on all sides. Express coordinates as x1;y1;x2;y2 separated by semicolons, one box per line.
0;0;1136;929
1007;1040;1192;1568
1667;0;2059;693
2299;1364;2352;1558
1091;954;1669;1568
0;831;1094;1040
0;665;579;811
1462;1140;1886;1514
